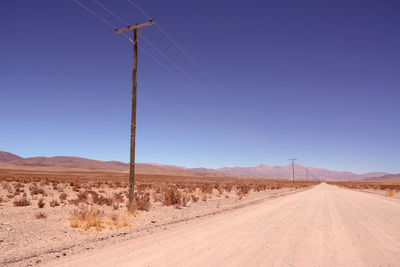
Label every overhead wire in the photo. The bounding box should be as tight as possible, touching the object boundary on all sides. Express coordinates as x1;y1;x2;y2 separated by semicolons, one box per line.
73;0;206;97
126;0;224;94
92;0;128;26
73;0;115;29
140;35;216;100
73;0;134;43
138;46;201;97
90;0;210;98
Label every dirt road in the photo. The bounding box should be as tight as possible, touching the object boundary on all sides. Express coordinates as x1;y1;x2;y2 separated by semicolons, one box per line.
49;183;400;267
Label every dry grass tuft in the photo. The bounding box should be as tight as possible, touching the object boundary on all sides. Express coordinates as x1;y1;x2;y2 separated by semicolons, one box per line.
69;206;104;231
105;213;132;230
59;192;68;201
13;197;30;206
134;192;150;211
35;211;47;219
50;199;60;207
37;198;45;208
182;192;191;207
386;190;394;197
191;194;199;203
162;186;182;207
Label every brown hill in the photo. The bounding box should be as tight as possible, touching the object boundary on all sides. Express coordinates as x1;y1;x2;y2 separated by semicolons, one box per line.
9;156;129;171
0;151;202;176
364;173;400;182
215;164;388;181
0;151;393;180
0;151;22;162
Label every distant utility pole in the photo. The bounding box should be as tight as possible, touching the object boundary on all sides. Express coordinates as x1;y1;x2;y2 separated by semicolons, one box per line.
306;169;309;185
289;158;297;183
114;19;154;206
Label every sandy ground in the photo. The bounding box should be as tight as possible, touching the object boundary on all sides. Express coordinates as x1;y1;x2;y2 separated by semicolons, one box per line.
1;183;302;266
43;183;400;267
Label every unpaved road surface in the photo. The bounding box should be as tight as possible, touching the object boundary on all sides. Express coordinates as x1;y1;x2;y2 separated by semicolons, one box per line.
48;183;400;267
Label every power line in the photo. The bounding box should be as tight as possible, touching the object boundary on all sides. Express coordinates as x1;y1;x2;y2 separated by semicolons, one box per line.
73;0;204;96
141;35;216;99
93;0;214;99
93;0;213;99
138;46;202;97
73;0;115;29
73;0;135;43
89;0;211;98
93;0;128;25
126;0;224;94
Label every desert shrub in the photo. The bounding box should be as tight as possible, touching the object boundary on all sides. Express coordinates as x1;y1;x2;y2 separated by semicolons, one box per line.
37;198;45;208
77;190;89;203
151;187;163;202
200;183;213;195
87;190;99;203
236;184;250;196
162;186;182;207
13;183;24;193
113;192;124;204
59;192;68;201
50;199;60;207
217;184;225;195
6;184;14;194
30;187;47;196
386;190;394;197
0;195;4;203
97;195;113;206
69;206;104;231
191;194;199;203
134;192;151;211
225;183;233;192
35;211;47;219
70;191;89;205
254;184;267;192
13;197;30;206
182;192;191;207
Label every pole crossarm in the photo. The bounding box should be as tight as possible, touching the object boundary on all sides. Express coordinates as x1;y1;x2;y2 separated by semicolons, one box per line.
114;20;154;34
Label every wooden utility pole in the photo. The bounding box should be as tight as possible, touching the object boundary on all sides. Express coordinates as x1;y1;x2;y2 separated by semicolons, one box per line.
306;169;309;185
115;20;154;205
289;158;297;183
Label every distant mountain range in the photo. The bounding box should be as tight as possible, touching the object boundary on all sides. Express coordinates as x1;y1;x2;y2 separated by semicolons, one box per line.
0;151;395;181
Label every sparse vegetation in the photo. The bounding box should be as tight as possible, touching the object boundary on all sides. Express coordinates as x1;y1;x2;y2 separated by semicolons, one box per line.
134;192;150;211
162;186;182;207
328;181;400;192
13;197;30;206
59;192;68;201
35;211;47;219
49;199;60;207
69;206;104;231
37;198;45;208
0;169;318;234
386;190;394;197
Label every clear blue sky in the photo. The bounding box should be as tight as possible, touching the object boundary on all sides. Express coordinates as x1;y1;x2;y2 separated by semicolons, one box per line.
1;0;399;174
